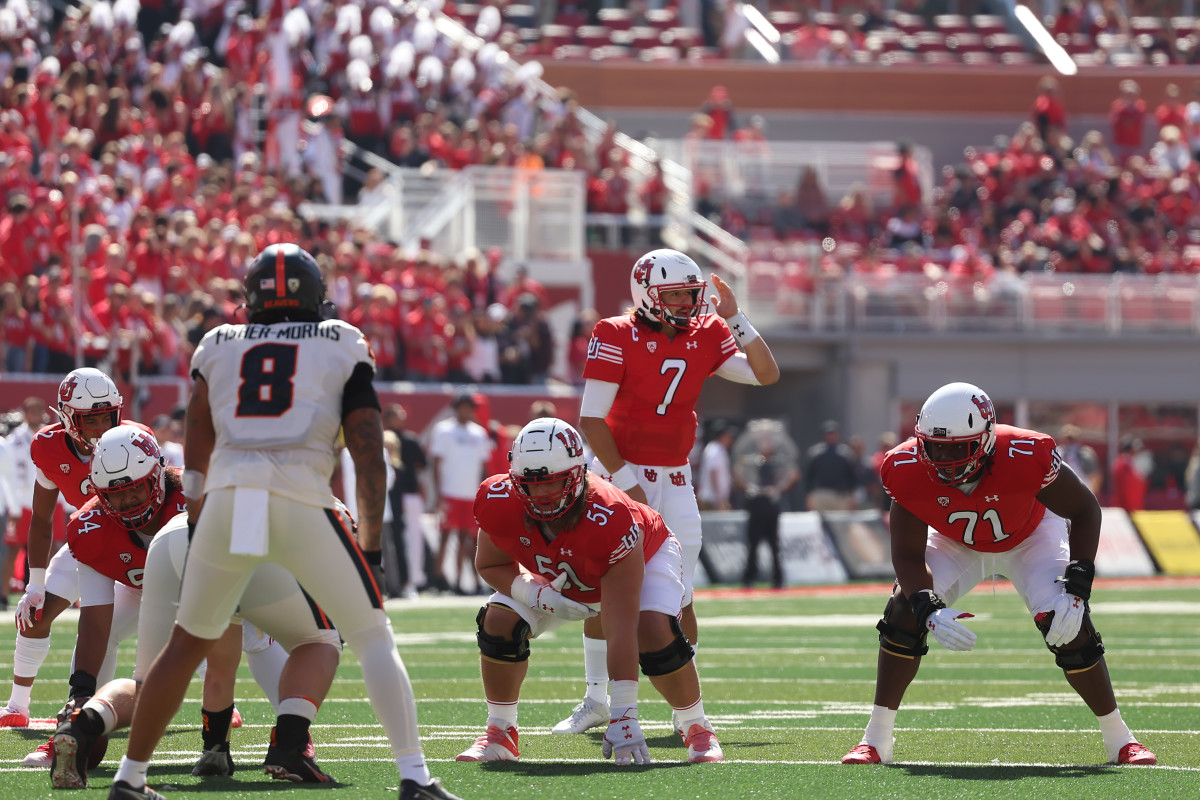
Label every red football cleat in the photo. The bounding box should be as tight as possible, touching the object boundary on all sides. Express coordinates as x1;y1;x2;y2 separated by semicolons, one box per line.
231;707;243;728
1117;742;1156;765
842;744;883;764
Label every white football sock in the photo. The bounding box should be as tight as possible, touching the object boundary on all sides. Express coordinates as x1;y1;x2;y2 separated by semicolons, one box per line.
486;700;518;730
863;705;897;745
113;756;149;787
583;635;609;704
1097;708;1136;761
278;696;319;722
673;696;707;731
12;634;52;682
246;638;289;713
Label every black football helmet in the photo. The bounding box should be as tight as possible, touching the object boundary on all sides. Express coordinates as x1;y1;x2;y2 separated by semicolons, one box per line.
244;243;328;324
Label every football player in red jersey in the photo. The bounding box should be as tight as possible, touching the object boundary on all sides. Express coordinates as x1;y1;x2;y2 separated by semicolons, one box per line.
457;419;722;765
558;248;779;735
2;368;148;733
842;382;1155;766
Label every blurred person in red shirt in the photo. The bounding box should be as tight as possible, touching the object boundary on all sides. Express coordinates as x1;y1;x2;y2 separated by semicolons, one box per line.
1109;80;1147;165
1110;437;1148;511
699;85;735;140
1032;76;1068;151
1154;83;1187;135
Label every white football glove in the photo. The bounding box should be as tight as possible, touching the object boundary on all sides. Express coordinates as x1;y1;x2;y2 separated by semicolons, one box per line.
1042;592;1087;647
602;707;650;765
15;581;46;633
510;573;596;621
925;607;977;651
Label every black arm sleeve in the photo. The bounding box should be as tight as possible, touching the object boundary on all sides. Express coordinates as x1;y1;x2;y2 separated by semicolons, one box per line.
341;361;380;419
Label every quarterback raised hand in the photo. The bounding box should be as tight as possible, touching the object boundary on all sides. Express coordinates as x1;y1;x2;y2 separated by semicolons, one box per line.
911;589;976;652
15;569;46;632
510;572;596;621
602;681;650;765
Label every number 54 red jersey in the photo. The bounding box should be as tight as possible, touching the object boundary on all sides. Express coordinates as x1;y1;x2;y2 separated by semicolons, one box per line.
474;472;671;604
66;476;187;589
881;425;1062;553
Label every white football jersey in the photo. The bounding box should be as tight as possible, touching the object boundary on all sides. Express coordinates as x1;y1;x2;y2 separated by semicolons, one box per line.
190;319;375;507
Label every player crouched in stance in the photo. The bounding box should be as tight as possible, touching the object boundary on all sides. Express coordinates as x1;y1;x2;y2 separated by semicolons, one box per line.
50;449;345;789
457;418;722;766
842;382;1155;767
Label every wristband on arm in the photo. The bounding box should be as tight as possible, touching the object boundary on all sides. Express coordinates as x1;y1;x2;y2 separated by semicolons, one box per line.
28;568;46;587
909;589;947;628
725;311;760;347
611;464;639;492
1060;558;1095;602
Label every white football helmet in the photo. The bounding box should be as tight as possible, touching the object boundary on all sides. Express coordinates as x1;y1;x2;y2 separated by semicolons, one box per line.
56;368;123;447
630;248;709;329
90;426;167;529
509;417;587;520
915;382;998;486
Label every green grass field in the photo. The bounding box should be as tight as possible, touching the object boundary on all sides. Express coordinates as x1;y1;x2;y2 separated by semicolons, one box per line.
2;578;1198;800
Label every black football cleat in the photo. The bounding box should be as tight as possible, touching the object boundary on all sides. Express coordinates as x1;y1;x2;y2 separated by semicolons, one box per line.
400;777;465;800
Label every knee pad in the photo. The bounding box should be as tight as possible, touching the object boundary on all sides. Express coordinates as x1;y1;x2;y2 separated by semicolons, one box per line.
1035;613;1105;672
877;592;928;659
639;616;695;677
476;605;532;664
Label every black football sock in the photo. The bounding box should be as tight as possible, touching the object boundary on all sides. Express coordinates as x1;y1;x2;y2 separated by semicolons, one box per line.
201;704;235;750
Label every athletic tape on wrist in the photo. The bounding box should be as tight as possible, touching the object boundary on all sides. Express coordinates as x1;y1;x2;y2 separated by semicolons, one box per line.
182;470;206;500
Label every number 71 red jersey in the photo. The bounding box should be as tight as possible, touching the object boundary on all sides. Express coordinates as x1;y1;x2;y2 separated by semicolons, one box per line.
582;314;737;467
473;472;671;603
881;425;1061;553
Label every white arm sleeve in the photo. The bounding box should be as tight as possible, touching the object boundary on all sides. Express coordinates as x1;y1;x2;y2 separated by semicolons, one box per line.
579;379;620;419
714;352;762;386
35;467;58;491
77;562;118;608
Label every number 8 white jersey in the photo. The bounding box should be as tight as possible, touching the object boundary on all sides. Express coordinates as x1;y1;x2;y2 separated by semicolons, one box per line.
190;319;375;506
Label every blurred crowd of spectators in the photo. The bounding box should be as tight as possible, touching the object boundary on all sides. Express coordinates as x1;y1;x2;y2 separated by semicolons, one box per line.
0;0;621;384
691;75;1200;282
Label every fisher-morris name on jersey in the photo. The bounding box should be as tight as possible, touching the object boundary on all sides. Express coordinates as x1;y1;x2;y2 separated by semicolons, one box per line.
212;322;343;346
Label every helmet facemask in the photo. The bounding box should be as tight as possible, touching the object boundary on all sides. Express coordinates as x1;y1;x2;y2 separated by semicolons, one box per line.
649;283;708;330
94;470;166;529
917;435;988;486
512;463;586;520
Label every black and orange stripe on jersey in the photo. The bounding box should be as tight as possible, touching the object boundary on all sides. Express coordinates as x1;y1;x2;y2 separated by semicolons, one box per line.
324;507;384;609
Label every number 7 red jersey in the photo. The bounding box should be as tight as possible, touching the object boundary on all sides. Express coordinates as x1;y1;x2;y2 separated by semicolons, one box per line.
881;425;1062;553
582;314;737;466
473;472;671;604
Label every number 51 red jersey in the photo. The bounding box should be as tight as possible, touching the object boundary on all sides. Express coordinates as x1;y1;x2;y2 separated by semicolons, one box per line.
881;425;1061;553
474;472;671;604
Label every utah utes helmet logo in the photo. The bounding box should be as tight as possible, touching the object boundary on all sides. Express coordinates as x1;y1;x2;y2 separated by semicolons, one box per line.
58;377;77;403
632;258;653;288
555;428;583;458
971;393;995;422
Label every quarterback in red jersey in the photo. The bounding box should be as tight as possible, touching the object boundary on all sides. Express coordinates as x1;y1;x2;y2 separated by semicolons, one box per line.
842;382;1155;767
457;419;722;765
562;248;779;735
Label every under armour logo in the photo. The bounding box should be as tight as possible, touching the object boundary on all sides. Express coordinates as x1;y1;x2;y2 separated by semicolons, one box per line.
686;341;698;350
985;495;999;502
561;548;573;556
732;323;744;336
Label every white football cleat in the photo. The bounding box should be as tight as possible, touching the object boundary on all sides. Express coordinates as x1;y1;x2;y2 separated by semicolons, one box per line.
456;723;519;762
683;721;723;763
551;697;609;735
23;738;54;767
